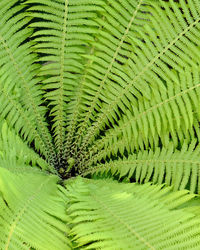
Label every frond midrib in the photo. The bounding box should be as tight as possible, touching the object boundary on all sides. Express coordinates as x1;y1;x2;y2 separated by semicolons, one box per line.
0;33;56;165
71;0;143;148
83;158;200;176
56;0;69;158
5;178;50;249
63;46;96;160
90;192;155;250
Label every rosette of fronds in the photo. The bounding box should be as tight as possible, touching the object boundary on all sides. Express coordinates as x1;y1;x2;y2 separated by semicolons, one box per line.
1;0;200;249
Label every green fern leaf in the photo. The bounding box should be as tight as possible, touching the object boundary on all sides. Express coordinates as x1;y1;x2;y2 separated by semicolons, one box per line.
1;0;200;248
26;0;104;159
84;141;200;193
0;168;71;249
75;0;200;162
68;177;200;249
0;120;52;174
0;0;57;166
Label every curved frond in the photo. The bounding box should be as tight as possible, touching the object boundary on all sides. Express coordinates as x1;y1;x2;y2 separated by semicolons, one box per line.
84;68;200;163
0;0;56;165
68;177;200;249
84;141;200;193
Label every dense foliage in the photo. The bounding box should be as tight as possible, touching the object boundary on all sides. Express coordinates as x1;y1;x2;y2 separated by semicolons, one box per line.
1;0;200;249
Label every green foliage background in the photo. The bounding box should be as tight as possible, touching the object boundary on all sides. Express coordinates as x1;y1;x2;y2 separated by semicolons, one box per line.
1;0;200;249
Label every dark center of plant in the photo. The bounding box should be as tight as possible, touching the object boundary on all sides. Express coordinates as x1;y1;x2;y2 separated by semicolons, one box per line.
56;157;77;179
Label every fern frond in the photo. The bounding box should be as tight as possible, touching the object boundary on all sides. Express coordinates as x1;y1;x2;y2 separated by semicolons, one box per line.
68;177;200;249
63;46;96;161
83;68;200;162
69;0;148;157
26;0;104;158
0;168;71;249
76;0;200;160
83;141;200;193
0;88;46;154
0;0;56;165
86;117;200;169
